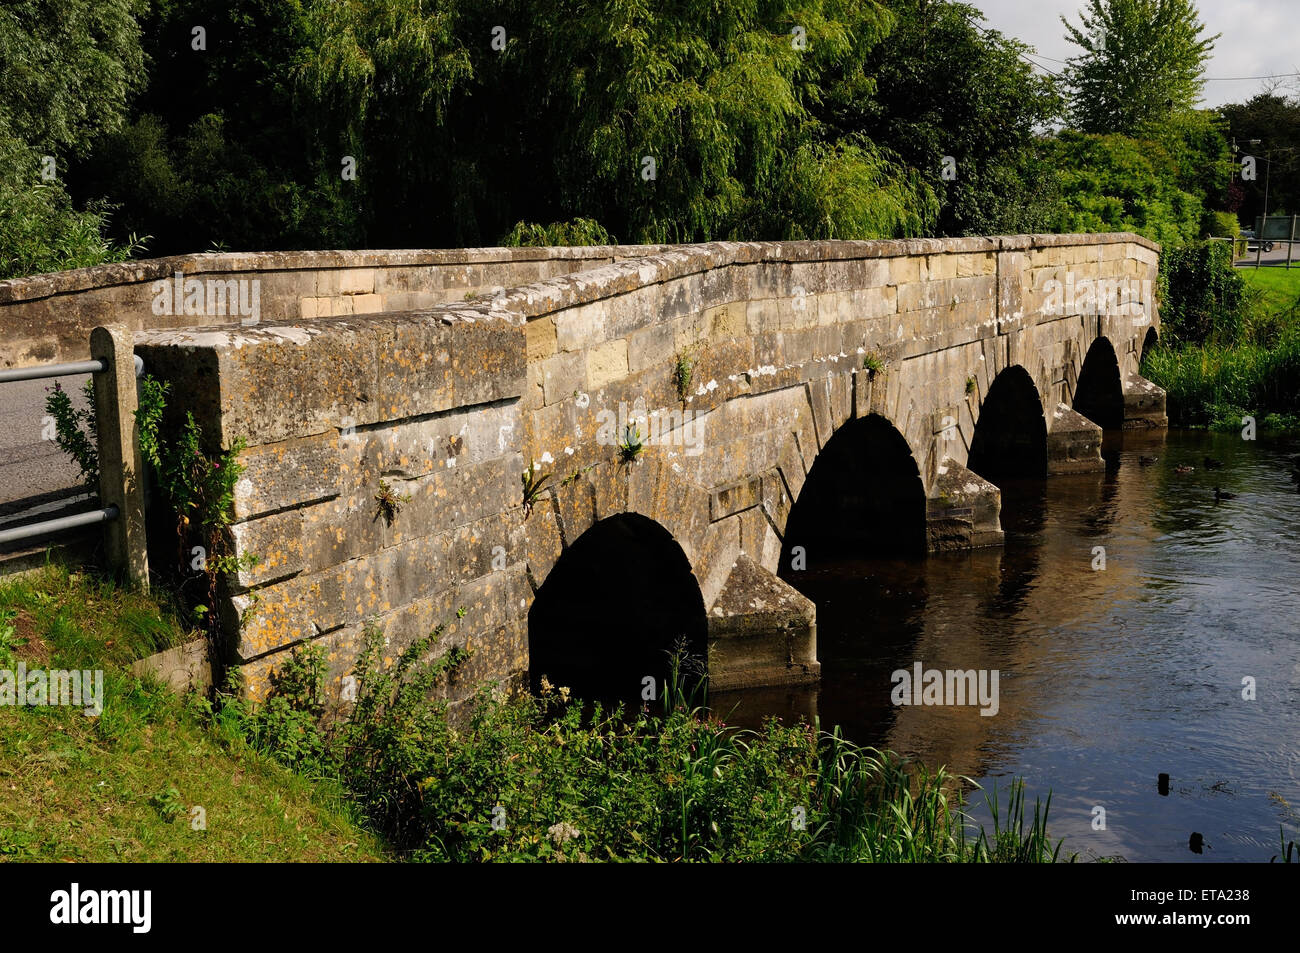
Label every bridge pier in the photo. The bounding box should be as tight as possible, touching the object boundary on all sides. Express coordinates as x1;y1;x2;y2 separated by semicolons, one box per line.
1122;372;1168;429
707;555;819;690
925;460;1003;552
1047;403;1106;474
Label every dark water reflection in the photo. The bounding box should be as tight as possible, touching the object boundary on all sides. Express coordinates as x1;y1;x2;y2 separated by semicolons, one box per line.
713;430;1300;862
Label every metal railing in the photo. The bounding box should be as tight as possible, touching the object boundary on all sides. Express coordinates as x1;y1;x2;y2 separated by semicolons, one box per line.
0;326;150;587
0;354;143;384
0;505;119;546
1207;235;1299;269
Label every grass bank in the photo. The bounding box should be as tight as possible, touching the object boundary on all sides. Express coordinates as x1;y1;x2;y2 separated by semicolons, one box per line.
1145;254;1300;431
0;564;387;862
234;628;1068;863
1;562;1067;863
6;561;1297;863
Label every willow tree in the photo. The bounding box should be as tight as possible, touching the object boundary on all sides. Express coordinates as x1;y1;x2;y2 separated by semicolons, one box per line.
505;0;935;242
289;0;935;245
0;0;148;277
1061;0;1217;137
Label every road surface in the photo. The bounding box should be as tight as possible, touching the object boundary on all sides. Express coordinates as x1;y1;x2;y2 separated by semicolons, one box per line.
0;374;91;512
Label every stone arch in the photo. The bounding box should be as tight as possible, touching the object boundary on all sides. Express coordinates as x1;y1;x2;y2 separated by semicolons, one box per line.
527;511;707;699
524;453;724;595
1140;326;1159;363
967;365;1048;482
1072;336;1124;430
779;412;928;562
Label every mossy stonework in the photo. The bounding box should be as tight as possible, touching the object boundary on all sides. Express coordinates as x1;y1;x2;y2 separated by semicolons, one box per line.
1;235;1165;704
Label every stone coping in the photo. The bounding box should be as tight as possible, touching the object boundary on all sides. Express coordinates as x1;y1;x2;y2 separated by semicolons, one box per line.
1;233;1157;305
133;233;1159;350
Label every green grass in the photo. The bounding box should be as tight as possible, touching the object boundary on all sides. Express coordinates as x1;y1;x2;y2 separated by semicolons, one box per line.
0;564;388;862
1240;264;1300;302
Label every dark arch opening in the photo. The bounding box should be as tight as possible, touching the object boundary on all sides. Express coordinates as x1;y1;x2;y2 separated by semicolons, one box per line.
779;414;927;563
1073;337;1124;430
1140;327;1159;364
967;366;1048;482
528;513;706;701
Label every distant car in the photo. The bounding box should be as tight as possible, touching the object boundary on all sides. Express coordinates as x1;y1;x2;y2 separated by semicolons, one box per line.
1241;229;1274;252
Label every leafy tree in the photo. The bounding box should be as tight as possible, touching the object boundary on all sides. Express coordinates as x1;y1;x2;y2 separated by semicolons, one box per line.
1048;130;1203;245
1062;0;1217;137
860;0;1064;236
1220;94;1300;226
300;0;933;245
73;0;375;254
0;0;148;277
0;0;147;156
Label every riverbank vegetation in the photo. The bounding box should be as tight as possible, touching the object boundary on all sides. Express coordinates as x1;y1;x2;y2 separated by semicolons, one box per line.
1144;244;1300;431
227;626;1068;863
0;564;387;861
1;562;1067;862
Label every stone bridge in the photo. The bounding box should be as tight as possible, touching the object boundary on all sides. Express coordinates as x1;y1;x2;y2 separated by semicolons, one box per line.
0;234;1165;704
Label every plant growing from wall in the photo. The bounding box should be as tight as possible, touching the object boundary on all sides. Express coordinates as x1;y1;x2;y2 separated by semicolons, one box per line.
862;352;885;379
618;422;645;462
674;347;696;402
373;479;412;526
143;394;257;654
521;462;551;516
558;463;598;488
966;376;977;396
48;372;257;658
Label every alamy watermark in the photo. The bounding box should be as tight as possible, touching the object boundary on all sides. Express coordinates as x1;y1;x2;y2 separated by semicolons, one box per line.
0;664;103;716
50;883;150;933
890;661;999;717
595;400;704;456
151;271;261;326
1042;273;1151;325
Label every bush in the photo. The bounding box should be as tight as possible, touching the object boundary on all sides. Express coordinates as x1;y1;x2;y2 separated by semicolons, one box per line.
0;136;146;280
1201;209;1240;239
499;218;614;247
232;631;1066;863
1157;239;1245;345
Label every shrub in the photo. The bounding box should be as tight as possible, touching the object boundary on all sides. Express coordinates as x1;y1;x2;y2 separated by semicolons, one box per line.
231;634;1067;863
1201;209;1241;240
44;380;99;489
499;218;614;247
0;136;146;280
1157;239;1245;345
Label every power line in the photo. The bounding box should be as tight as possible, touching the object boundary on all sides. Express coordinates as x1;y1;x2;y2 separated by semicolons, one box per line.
957;15;1064;78
1020;51;1300;81
1019;52;1063;79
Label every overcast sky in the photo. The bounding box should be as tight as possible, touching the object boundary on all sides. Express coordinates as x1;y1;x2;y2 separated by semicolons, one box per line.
968;0;1298;107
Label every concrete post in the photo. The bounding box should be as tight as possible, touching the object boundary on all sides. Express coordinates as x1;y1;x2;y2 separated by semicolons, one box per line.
91;325;149;590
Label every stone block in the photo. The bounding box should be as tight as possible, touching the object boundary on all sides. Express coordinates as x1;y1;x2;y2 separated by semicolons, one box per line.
586;339;629;389
540;350;586;405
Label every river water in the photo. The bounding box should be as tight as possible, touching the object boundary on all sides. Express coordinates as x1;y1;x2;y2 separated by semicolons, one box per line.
717;429;1300;862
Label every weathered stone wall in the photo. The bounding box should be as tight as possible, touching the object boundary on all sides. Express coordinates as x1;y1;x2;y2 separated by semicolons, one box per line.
123;233;1161;703
0;246;665;368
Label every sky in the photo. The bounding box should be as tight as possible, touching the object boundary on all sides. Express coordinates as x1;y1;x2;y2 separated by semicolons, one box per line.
968;0;1299;108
